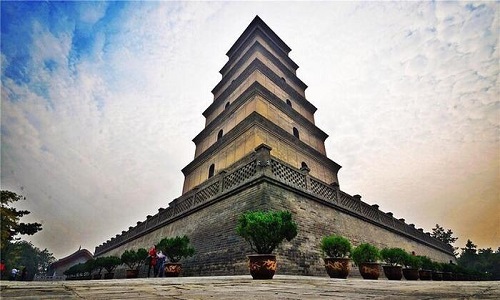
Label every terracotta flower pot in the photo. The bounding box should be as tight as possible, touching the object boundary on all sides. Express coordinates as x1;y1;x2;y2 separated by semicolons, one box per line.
442;272;453;281
324;257;351;279
419;270;432;280
126;269;139;278
432;271;443;281
358;262;380;280
402;268;419;280
383;266;402;280
164;263;182;277
248;254;277;280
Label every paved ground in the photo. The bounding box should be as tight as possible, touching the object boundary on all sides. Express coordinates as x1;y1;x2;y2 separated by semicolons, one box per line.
1;275;499;299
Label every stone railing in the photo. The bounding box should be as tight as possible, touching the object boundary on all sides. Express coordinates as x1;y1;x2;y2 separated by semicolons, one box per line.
95;144;454;256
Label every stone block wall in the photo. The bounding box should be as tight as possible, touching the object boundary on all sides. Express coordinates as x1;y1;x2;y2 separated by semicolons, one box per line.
96;145;455;278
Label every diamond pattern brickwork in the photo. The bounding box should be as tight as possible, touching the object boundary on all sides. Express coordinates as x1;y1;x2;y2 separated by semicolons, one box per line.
271;160;306;189
223;161;257;190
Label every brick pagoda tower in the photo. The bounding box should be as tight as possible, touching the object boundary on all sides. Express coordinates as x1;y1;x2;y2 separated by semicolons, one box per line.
181;16;340;196
94;16;455;277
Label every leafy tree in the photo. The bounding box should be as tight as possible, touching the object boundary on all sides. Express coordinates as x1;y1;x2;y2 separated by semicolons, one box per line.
156;236;195;263
1;190;42;252
430;224;458;255
2;240;55;280
236;210;298;254
457;240;500;280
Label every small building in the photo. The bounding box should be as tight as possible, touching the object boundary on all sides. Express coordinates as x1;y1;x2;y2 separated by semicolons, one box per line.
47;249;93;277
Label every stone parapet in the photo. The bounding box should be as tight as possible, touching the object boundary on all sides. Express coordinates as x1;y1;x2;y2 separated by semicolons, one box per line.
95;144;454;257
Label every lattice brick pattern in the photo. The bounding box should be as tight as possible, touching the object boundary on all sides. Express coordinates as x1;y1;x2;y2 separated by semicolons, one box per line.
380;214;394;227
310;179;337;201
194;181;220;205
223;161;257;190
172;198;193;217
394;221;406;232
271;160;306;188
339;193;360;212
360;203;379;220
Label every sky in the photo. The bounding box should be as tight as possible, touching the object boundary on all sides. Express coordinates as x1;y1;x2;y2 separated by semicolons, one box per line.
1;1;498;259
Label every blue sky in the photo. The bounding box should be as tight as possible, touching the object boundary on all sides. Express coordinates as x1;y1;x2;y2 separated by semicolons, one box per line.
1;1;498;259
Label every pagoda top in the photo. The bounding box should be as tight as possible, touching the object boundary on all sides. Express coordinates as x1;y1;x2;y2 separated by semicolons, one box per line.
226;15;292;58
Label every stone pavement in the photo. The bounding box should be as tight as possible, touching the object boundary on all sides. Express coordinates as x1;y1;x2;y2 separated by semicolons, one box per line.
1;275;499;299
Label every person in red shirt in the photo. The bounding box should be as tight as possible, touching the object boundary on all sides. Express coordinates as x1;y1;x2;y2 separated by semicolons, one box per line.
147;246;157;278
0;259;6;280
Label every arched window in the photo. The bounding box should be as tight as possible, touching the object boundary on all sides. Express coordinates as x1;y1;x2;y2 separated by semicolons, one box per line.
217;129;223;141
286;99;292;107
208;164;215;178
293;127;299;139
225;102;230;109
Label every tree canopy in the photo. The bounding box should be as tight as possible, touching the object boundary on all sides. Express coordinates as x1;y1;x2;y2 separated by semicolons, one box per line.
1;190;42;252
430;224;458;255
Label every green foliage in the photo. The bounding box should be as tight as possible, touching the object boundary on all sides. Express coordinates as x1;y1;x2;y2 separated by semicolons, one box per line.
457;240;500;280
351;243;380;264
236;210;298;254
100;256;121;273
156;235;195;263
1;190;42;252
380;247;407;266
417;256;433;270
431;261;443;271
121;248;148;270
402;253;422;269
320;235;352;258
1;240;55;280
93;257;106;275
431;224;458;255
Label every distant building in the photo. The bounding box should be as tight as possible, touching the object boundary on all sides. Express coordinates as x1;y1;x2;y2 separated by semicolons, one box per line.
95;16;455;277
47;249;93;277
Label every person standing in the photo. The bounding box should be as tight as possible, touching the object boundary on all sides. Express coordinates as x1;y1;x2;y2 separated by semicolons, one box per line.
147;245;157;278
10;268;18;281
156;250;166;277
0;260;6;280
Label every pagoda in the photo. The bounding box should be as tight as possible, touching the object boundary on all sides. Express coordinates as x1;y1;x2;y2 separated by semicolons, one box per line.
95;16;455;277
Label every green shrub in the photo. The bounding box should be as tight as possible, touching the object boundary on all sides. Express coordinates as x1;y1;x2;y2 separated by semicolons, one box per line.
156;235;195;263
418;255;433;270
402;253;422;269
100;256;121;273
380;247;407;266
351;243;380;264
236;210;298;254
320;235;352;258
432;261;443;271
94;257;106;275
121;248;148;270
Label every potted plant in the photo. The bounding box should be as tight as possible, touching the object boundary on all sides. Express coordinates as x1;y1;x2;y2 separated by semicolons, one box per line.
402;253;421;280
441;262;455;281
418;256;433;280
431;261;443;281
320;235;352;279
121;248;148;278
156;235;195;277
236;210;298;279
101;256;121;279
351;243;381;280
380;247;406;280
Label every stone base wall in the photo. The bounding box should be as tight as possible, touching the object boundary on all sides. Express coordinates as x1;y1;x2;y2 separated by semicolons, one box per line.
98;179;454;278
95;144;455;278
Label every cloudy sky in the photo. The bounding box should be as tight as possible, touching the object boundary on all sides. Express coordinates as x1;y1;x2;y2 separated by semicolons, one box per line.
1;1;498;259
